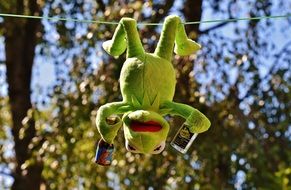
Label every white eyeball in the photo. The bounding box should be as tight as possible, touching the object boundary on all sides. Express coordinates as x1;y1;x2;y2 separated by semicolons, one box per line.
125;140;140;153
151;141;166;154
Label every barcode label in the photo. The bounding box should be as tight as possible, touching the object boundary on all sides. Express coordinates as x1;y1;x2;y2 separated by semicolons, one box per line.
172;123;194;149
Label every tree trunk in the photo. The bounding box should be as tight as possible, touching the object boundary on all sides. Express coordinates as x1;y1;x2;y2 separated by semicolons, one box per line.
4;0;43;189
181;0;231;188
183;0;203;35
175;0;203;104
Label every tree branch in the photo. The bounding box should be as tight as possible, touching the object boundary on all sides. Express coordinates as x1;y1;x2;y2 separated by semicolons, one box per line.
261;41;291;81
96;0;105;12
238;40;291;102
0;170;13;177
141;0;175;24
199;21;231;34
199;1;235;34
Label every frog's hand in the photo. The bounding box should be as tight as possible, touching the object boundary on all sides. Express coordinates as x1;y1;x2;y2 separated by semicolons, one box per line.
154;15;201;61
102;18;144;58
96;102;132;144
160;101;210;133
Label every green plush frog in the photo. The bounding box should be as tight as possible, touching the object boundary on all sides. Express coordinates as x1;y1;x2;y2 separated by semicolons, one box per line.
96;15;210;157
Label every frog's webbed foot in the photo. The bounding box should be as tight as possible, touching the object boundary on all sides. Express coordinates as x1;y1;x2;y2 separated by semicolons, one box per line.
160;101;210;133
96;102;132;143
102;17;144;58
154;15;201;61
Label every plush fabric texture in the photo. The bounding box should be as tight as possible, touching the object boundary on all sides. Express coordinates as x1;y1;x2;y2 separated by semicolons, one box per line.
96;15;211;154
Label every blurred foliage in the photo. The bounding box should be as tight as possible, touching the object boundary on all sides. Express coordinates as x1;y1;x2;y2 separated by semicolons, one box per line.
0;0;291;189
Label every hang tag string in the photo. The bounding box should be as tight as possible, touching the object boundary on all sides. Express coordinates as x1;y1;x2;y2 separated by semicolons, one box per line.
0;13;290;25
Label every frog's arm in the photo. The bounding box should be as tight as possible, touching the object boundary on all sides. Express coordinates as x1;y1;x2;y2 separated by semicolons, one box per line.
96;102;132;144
160;101;211;133
102;17;144;58
154;15;201;61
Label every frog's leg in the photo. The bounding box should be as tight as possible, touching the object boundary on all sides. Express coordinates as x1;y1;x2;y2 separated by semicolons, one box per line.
154;15;201;61
102;18;144;58
96;102;132;144
160;101;210;133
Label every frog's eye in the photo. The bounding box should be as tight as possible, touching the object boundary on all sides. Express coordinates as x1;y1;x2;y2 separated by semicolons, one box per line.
151;141;165;154
125;140;140;153
106;115;120;125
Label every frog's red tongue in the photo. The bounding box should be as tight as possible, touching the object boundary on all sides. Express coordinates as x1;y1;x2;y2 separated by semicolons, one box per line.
131;121;162;132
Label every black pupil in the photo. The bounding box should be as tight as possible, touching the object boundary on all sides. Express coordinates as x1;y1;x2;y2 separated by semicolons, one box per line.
154;145;161;151
128;144;136;150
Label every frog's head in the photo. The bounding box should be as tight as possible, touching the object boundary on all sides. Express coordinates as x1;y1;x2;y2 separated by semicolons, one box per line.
122;110;169;154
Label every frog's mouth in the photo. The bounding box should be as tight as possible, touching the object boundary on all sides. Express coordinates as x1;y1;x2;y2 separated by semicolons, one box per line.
130;121;162;132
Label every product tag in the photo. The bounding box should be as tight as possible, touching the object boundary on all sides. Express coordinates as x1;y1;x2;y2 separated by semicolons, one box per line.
171;123;198;154
95;139;114;166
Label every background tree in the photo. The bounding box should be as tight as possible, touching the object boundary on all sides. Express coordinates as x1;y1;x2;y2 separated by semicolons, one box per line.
0;0;290;189
0;0;44;189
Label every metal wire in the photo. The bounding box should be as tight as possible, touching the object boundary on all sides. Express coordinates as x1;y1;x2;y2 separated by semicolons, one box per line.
0;13;290;25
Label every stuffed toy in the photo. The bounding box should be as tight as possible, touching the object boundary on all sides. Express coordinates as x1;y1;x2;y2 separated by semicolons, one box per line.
95;15;210;165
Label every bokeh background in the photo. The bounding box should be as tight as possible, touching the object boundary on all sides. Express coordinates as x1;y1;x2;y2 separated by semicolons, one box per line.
0;0;290;189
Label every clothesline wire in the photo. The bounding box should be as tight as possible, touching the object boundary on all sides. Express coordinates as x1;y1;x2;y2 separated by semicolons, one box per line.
0;13;290;26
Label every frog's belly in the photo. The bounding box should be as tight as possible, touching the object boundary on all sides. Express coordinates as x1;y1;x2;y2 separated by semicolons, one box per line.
120;56;176;105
